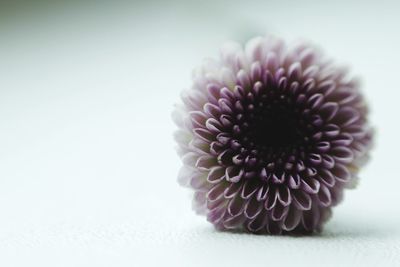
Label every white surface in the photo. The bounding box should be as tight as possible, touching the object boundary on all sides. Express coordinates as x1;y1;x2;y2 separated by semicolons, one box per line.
0;0;399;266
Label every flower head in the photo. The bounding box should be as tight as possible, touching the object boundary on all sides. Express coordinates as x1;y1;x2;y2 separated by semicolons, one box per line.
173;36;373;234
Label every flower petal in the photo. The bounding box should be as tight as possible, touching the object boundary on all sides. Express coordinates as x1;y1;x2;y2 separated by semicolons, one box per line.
318;184;332;207
224;182;243;198
282;207;302;231
225;166;244;182
271;203;289;221
277;186;292;206
264;188;278;210
244;196;263;219
207;182;226;202
207;166;225;184
241;180;260;199
292;190;312;210
228;194;245;216
301;178;320;194
331;164;351;183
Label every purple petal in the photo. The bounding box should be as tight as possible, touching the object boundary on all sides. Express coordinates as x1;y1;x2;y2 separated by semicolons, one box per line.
282;207;302;231
301;178;320;194
207;166;225;184
241;180;259;199
227;194;245;216
264;188;278;210
318;184;332;207
277;186;292;206
244;196;263;219
293;190;312;210
207;182;226;202
224;182;243;199
225;166;244;182
331;164;351;183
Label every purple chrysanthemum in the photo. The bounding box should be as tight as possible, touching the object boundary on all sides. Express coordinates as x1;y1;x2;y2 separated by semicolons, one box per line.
173;36;373;234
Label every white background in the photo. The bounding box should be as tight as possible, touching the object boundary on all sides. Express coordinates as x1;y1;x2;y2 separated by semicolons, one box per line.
0;0;399;266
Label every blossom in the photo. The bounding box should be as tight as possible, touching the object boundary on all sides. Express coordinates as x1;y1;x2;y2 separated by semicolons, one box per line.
173;36;373;234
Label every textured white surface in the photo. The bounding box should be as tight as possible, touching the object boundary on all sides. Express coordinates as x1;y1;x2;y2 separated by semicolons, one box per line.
0;0;399;266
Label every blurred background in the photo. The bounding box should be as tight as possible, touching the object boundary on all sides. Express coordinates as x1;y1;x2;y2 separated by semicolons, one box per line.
0;0;398;266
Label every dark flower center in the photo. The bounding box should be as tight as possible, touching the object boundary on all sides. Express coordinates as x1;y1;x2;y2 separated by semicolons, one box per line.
249;104;303;150
236;89;310;166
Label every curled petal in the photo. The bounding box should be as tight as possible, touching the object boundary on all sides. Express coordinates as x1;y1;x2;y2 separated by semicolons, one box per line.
247;210;268;232
331;164;351;183
207;182;226;202
207;205;226;224
250;62;262;82
244;196;263;219
318;184;332;207
309;153;322;165
257;185;270;201
322;154;335;169
218;99;234;114
207;195;225;210
225;166;244;182
193;128;214;142
301;178;320;194
302;204;320;231
203;103;221;118
189;138;210;154
209;141;224;155
271;202;289;221
293;190;312;210
323;124;340;138
219;115;233;128
331;88;359;105
205;118;223;133
264;188;278;210
216;132;231;145
282;206;302;231
303;65;319;78
288;62;302;80
319;169;336;187
241;180;260;199
224;182;243;199
223;214;246;229
277;186;292;206
288;174;301;189
195;155;217;170
189;111;208;128
335;107;360;127
308;93;324;109
207;166;225;184
228;194;245;216
331;133;354;146
237;69;251;88
220;87;235;101
317;80;335;96
315;141;330;152
319;102;339;121
331;146;354;163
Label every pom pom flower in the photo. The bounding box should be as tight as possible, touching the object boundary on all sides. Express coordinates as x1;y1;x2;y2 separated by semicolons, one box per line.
173;36;372;234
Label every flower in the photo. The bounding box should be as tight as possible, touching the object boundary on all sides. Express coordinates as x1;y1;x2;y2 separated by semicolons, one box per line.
173;36;373;234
